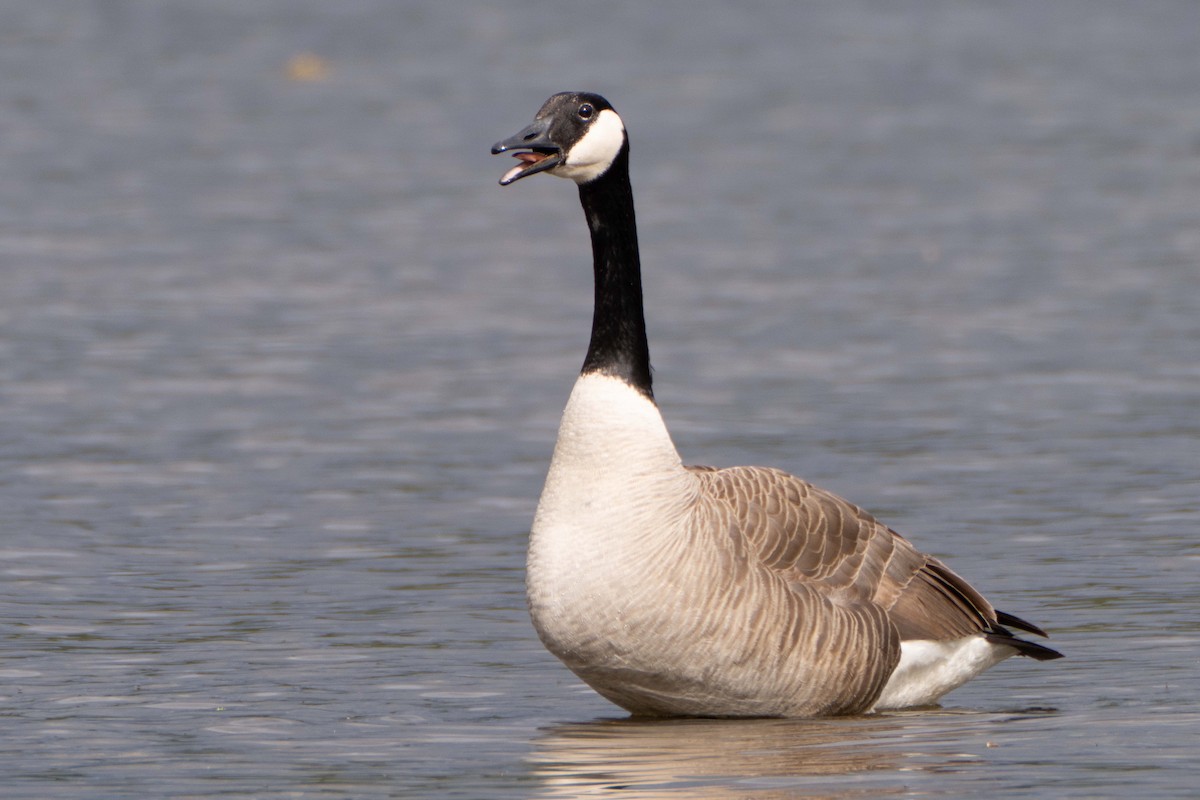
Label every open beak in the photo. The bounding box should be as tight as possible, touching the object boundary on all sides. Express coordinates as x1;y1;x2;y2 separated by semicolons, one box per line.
491;118;563;186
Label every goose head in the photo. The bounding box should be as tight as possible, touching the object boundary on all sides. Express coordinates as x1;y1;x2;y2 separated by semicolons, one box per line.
492;92;627;186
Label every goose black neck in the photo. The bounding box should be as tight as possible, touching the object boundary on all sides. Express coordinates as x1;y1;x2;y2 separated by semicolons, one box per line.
576;144;654;400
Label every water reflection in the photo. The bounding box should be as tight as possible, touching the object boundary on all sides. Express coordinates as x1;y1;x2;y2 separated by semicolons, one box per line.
527;708;1062;798
529;714;911;798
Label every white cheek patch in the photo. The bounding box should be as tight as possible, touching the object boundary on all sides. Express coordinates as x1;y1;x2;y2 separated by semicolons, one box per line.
554;109;626;184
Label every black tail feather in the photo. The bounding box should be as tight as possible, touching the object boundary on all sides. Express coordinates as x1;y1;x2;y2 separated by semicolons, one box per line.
995;610;1049;638
986;630;1063;661
988;609;1062;660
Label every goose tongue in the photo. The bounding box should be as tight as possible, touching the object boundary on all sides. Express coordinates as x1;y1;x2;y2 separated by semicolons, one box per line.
501;151;557;185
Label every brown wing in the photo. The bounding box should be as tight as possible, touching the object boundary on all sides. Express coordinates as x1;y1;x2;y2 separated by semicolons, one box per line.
688;464;997;642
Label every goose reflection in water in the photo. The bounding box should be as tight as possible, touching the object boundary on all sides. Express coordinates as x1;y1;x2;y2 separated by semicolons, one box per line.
525;709;1056;798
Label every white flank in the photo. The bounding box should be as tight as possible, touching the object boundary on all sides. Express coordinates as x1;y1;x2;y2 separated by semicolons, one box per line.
873;636;1017;710
553;109;626;184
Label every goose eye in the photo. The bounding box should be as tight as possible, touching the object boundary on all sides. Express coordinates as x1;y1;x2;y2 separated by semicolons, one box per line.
578;103;594;120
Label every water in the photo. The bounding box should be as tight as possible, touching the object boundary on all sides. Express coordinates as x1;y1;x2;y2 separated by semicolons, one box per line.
1;1;1197;797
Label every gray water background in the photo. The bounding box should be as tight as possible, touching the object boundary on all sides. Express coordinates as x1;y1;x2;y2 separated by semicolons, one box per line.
2;1;1197;797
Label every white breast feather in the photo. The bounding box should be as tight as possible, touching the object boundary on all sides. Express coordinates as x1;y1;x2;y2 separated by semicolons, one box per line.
527;373;693;652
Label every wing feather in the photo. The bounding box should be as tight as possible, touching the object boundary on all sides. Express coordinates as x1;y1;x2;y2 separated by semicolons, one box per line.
689;464;998;642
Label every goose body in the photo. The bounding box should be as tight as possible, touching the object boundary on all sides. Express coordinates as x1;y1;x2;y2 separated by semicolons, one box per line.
493;92;1060;717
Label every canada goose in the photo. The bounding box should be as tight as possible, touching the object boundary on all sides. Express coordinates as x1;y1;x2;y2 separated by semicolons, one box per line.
493;91;1061;718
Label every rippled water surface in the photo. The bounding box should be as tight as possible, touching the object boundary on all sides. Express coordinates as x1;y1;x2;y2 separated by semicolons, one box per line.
2;2;1197;797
